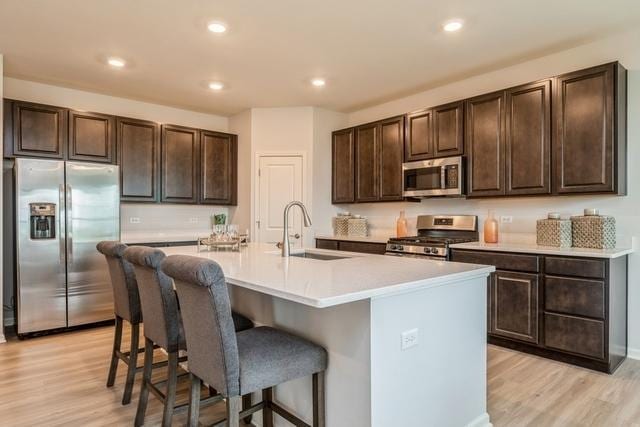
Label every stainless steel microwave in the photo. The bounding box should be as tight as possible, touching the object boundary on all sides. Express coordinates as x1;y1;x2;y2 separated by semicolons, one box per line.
402;156;464;197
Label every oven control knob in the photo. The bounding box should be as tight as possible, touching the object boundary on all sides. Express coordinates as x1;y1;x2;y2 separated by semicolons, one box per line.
431;248;440;254
389;244;397;250
423;247;431;254
396;245;404;251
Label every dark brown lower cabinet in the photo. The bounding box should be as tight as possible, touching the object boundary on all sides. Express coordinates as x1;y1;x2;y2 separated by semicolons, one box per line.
315;239;386;255
451;249;628;373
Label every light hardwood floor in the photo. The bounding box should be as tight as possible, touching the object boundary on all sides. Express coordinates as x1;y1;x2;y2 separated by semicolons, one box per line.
1;325;640;426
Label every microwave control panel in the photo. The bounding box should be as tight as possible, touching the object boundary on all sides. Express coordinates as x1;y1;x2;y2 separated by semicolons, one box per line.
445;165;459;189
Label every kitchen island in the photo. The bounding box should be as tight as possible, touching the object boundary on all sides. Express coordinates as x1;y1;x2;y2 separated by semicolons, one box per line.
161;243;495;427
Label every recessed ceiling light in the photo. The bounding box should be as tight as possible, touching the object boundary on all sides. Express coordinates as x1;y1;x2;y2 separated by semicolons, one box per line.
107;57;126;68
208;81;224;91
443;19;463;32
208;22;227;33
311;78;326;87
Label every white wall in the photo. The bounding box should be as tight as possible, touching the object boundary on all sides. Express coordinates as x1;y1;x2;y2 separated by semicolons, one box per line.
228;109;252;234
343;28;640;357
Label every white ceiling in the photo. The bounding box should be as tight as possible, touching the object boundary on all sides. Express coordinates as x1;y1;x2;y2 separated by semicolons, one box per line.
0;0;639;116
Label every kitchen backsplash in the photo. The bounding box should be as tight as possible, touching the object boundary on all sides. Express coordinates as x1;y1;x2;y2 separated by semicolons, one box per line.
121;204;229;236
330;194;637;247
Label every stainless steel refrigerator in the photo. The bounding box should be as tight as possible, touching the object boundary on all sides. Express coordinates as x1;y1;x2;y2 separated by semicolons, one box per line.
15;158;120;335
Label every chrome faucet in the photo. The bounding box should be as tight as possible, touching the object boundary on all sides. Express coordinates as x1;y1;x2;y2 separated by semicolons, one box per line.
281;201;312;257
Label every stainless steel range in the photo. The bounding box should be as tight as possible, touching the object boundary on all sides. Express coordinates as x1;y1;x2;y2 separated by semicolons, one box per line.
386;215;478;260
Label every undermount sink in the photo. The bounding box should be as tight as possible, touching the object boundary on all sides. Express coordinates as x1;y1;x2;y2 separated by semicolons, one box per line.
290;251;351;261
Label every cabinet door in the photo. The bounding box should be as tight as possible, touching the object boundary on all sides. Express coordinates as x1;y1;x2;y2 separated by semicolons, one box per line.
505;80;551;195
405;109;433;161
200;131;237;205
9;100;67;159
355;123;379;202
553;62;621;194
489;270;539;344
433;101;464;157
161;124;199;204
68;110;115;163
117;117;160;202
466;91;506;197
332;128;355;203
379;116;404;201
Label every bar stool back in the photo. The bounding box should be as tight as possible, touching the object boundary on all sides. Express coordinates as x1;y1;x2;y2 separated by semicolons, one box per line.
96;241;142;405
162;255;327;427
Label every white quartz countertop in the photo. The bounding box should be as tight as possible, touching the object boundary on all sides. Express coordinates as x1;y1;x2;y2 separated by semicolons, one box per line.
449;241;635;259
121;231;207;244
314;233;391;244
161;243;494;308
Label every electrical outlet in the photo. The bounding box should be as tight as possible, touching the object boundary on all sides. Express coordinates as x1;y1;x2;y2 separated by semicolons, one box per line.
401;328;419;350
129;217;141;224
500;216;513;224
189;217;199;223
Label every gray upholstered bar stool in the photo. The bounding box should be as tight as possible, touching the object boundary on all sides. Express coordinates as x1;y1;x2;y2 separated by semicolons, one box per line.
162;255;328;427
124;246;255;427
97;241;144;405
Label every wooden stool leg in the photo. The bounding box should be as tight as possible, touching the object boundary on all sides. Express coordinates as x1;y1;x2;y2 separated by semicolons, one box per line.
122;321;140;405
188;374;201;427
242;394;253;424
262;388;273;427
312;372;326;427
226;395;241;427
161;351;179;427
106;316;123;387
134;338;154;427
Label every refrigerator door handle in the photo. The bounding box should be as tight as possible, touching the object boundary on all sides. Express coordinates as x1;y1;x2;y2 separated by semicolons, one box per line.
59;184;66;266
67;183;73;266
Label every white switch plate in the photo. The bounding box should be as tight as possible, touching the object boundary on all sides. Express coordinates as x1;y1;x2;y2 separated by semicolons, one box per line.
500;216;513;224
129;217;141;224
401;328;419;350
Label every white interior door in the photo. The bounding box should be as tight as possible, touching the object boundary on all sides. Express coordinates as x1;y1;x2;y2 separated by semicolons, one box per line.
257;155;304;247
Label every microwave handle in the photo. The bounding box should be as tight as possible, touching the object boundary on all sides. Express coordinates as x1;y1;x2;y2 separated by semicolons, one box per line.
440;166;446;189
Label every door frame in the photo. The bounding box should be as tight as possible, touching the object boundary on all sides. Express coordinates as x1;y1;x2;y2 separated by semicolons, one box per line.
253;151;308;246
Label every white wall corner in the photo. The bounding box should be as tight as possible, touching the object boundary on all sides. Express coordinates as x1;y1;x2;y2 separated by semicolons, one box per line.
466;413;493;427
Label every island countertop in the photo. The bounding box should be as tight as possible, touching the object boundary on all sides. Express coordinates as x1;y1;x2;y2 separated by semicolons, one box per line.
160;243;494;308
450;241;635;259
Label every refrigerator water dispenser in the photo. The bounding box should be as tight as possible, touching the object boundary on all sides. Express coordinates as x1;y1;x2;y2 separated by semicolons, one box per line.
29;203;56;239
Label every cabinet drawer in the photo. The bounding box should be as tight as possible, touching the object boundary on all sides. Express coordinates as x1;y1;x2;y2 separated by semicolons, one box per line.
316;239;339;250
545;257;605;279
544;313;605;359
545;276;605;319
451;250;539;273
338;241;386;255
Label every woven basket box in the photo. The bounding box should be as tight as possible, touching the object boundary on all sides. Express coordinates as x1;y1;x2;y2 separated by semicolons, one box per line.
571;215;616;249
333;215;351;236
347;218;368;237
536;218;572;247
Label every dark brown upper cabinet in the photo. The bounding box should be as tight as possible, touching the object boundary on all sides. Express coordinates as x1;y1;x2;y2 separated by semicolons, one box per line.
331;128;355;204
433;101;464;157
68;110;115;163
405;109;433;161
505;80;552;196
161;124;199;204
553;62;627;195
200;131;237;205
4;99;67;159
355;122;380;202
465;91;506;197
379;116;405;201
117;117;160;202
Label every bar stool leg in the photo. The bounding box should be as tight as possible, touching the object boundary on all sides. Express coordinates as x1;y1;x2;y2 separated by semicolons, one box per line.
134;338;154;427
312;372;326;427
188;374;201;427
226;396;241;427
106;316;123;387
161;351;179;427
262;387;273;427
122;321;140;404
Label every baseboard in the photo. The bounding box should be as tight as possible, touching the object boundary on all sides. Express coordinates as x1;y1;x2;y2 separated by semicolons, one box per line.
467;412;492;427
0;334;5;344
627;347;640;360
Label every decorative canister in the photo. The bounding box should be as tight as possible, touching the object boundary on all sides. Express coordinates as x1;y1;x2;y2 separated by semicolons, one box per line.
333;212;351;236
571;209;616;249
536;213;572;247
347;215;368;237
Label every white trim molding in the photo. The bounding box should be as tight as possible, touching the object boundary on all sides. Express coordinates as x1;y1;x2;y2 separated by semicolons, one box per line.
466;412;493;427
627;347;640;361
